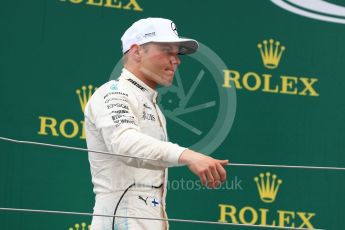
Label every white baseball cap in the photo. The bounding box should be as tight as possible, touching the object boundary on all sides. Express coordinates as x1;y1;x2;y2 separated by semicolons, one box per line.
121;17;199;55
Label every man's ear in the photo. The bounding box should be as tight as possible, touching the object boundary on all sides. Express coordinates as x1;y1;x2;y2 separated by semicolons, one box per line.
130;44;142;62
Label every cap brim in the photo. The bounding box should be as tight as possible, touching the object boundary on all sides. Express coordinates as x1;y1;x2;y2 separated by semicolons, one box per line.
149;37;199;55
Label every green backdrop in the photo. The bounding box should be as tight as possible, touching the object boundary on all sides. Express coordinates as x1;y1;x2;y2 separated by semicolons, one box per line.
1;0;345;229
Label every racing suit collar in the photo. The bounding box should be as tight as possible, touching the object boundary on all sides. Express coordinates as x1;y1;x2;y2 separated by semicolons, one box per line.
121;68;159;102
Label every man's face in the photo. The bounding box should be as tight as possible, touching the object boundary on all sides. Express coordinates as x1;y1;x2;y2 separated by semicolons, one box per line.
139;43;181;87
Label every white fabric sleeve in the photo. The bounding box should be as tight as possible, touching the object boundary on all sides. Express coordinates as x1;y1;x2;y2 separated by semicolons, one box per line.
92;88;186;170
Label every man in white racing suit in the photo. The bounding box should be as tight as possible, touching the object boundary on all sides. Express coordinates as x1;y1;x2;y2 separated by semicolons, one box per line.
84;18;229;230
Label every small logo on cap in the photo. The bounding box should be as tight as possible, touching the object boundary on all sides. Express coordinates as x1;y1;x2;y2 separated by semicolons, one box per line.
171;22;178;35
144;32;156;38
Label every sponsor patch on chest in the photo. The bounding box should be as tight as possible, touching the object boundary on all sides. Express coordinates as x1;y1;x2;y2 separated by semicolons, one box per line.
142;111;156;121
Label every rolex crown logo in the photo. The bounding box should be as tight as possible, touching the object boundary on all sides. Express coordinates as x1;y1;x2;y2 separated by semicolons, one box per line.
254;172;282;203
68;222;90;230
76;85;97;112
257;39;285;69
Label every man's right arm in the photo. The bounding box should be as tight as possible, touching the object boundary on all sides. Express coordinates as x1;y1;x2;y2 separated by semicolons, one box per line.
87;83;229;187
179;149;229;188
87;84;184;170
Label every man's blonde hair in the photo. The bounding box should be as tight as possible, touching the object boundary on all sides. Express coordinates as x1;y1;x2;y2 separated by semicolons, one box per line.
122;43;150;65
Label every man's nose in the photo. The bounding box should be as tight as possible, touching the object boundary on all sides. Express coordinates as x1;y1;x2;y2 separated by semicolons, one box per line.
171;55;181;65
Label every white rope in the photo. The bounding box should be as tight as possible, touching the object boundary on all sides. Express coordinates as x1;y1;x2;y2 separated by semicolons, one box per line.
0;207;325;230
1;136;345;171
0;136;150;161
229;163;345;171
0;137;333;229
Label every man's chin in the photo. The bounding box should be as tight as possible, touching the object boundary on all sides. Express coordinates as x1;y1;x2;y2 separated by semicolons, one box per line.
159;80;173;87
157;74;174;86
